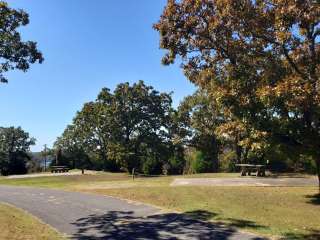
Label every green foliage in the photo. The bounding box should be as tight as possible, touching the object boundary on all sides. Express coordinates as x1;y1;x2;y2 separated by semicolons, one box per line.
219;150;237;172
55;81;176;175
0;1;43;83
175;90;221;171
141;156;161;175
184;150;212;174
0;127;35;175
155;0;320;188
168;155;185;175
7;151;29;175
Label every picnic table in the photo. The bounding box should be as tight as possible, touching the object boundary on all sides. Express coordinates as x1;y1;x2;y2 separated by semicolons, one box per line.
50;166;69;173
235;164;266;177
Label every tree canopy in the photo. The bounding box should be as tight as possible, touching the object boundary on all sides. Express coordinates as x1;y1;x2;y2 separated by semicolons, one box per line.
55;81;176;174
176;89;223;171
0;1;43;83
0;126;35;175
155;0;320;189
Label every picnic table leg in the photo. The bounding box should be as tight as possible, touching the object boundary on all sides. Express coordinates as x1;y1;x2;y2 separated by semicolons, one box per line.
241;167;247;176
257;167;265;177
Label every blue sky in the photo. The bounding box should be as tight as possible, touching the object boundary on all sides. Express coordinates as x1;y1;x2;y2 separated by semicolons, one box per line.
0;0;195;152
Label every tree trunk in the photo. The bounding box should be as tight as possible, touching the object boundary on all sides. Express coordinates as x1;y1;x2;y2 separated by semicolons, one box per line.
316;158;320;194
236;144;242;164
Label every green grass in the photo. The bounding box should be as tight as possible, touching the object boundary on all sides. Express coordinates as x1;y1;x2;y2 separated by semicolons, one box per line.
90;186;319;239
0;172;132;188
0;172;319;239
0;203;65;240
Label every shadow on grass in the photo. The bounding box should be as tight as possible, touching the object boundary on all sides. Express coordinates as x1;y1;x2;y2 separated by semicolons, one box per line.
184;209;218;221
280;229;320;240
305;193;320;205
71;210;269;240
184;210;267;230
224;218;267;230
266;173;308;179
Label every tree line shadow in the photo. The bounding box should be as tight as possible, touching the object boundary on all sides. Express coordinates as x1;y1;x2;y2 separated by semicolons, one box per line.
70;209;269;240
305;193;320;205
280;229;320;240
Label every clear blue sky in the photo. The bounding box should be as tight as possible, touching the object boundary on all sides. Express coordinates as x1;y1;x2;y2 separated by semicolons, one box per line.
0;0;195;152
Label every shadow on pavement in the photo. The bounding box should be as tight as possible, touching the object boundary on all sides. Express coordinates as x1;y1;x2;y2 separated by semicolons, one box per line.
71;210;269;240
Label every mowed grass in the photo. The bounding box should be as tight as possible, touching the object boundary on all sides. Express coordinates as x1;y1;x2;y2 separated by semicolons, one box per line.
0;172;239;189
0;203;64;240
0;172;319;239
0;172;133;189
91;186;319;239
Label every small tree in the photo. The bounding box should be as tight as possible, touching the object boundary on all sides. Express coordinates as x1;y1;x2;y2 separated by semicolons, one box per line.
0;126;35;175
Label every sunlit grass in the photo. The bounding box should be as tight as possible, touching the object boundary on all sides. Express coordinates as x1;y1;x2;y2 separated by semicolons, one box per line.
0;203;65;240
89;186;319;238
0;172;319;239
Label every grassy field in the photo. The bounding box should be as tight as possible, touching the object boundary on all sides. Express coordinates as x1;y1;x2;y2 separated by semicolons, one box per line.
0;172;319;239
0;203;64;240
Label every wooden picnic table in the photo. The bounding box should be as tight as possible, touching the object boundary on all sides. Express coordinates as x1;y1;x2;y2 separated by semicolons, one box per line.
235;164;266;177
50;166;69;173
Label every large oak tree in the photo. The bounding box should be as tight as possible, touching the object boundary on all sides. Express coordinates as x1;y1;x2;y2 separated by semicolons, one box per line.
155;0;320;190
56;81;175;174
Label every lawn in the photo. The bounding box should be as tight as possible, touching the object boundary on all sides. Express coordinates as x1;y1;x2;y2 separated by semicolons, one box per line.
0;203;65;240
0;172;319;239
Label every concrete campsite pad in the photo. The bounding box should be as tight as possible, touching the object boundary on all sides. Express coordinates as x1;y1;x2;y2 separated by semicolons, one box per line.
170;177;318;187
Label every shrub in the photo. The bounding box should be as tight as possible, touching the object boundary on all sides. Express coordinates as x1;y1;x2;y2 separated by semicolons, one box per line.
184;150;212;174
142;156;162;175
219;150;237;172
168;155;185;175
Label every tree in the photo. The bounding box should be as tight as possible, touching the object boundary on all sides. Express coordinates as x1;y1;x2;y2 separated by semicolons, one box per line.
56;81;175;174
54;125;92;170
155;0;320;191
176;90;223;171
0;1;43;83
0;126;35;175
109;81;173;173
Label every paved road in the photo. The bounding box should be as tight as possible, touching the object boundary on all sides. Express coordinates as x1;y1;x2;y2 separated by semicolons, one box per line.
171;177;318;187
0;185;266;240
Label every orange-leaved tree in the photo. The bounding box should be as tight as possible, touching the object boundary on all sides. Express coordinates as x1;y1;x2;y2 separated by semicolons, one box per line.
155;0;320;191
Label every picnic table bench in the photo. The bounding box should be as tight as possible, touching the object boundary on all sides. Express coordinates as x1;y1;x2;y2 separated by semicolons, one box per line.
235;164;266;177
51;166;69;173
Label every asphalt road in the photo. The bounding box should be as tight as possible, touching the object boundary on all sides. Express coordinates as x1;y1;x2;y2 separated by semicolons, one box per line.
0;185;266;240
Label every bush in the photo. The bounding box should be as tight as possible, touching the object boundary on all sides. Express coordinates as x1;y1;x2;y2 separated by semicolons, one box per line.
8;152;28;175
219;150;237;172
142;156;162;175
184;150;212;174
168;155;185;175
0;151;28;175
